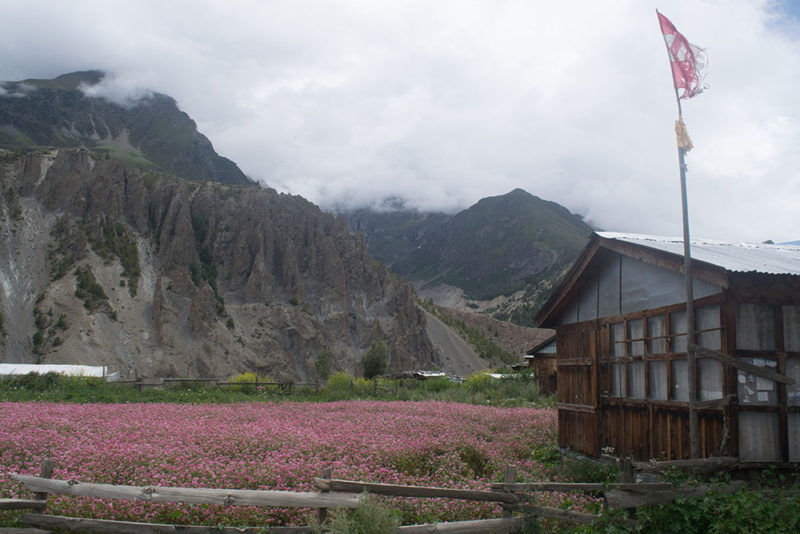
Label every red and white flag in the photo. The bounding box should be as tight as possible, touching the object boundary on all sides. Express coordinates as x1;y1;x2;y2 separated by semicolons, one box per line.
657;11;707;99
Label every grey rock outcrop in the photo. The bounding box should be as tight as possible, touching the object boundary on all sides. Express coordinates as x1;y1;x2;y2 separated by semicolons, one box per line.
0;148;438;379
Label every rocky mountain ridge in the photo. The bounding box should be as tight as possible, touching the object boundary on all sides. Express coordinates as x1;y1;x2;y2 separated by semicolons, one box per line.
0;71;251;185
344;189;593;326
0;148;438;379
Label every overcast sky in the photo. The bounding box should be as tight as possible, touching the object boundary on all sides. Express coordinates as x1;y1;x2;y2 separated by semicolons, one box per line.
2;0;799;242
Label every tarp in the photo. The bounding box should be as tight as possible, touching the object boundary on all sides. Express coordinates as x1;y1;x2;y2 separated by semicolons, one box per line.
0;363;108;377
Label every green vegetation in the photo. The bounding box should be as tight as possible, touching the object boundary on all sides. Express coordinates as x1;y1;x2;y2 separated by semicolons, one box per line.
0;369;551;406
91;145;158;171
419;298;517;365
0;128;37;150
315;349;332;382
48;217;77;281
361;340;388;379
31;301;69;358
4;186;22;221
86;219;141;296
74;265;115;319
314;493;400;534
2;374;798;532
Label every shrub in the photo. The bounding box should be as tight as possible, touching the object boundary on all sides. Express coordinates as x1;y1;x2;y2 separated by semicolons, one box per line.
229;372;271;393
464;372;493;392
315;350;332;382
326;372;354;396
457;444;491;478
314;493;399;534
361;341;388;379
74;266;111;314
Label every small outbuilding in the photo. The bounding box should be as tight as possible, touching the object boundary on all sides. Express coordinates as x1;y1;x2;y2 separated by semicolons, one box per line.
536;232;800;464
525;335;558;395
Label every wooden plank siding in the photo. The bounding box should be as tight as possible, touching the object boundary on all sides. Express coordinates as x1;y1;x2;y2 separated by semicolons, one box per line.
555;282;799;462
556;321;600;457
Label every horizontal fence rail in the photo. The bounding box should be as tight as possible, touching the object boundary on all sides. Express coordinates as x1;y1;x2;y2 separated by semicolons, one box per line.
313;478;518;503
20;514;314;534
4;459;757;533
10;474;360;509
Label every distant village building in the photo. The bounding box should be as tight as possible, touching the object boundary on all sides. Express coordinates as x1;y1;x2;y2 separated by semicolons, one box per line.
536;232;800;463
525;335;557;395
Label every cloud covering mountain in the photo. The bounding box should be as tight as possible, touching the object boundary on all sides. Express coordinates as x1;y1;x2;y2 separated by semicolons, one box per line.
2;0;798;242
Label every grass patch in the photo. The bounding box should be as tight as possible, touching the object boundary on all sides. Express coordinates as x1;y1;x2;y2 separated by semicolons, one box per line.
0;370;553;406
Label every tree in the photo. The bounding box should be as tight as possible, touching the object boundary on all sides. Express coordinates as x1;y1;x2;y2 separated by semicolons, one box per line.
315;349;332;382
362;340;388;379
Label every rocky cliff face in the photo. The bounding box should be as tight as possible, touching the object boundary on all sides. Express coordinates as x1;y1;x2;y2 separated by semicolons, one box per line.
0;148;438;379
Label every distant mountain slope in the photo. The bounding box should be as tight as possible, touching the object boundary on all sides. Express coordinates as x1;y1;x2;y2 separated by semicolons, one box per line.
345;189;593;325
0;71;251;185
0;148;438;379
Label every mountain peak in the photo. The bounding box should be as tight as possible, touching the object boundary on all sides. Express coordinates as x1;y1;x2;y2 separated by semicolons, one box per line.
0;71;252;185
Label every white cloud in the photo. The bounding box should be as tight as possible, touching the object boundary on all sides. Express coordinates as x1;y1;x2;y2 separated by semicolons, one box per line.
1;0;799;242
79;73;155;108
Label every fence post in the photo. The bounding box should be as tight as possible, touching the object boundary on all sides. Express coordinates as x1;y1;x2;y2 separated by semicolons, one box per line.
620;457;634;483
503;464;517;518
318;467;333;524
33;457;55;511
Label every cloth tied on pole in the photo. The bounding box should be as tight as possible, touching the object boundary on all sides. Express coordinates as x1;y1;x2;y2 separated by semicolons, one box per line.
675;117;693;152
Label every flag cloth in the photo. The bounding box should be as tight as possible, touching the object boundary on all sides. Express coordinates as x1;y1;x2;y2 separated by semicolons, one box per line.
675;117;693;152
657;11;707;99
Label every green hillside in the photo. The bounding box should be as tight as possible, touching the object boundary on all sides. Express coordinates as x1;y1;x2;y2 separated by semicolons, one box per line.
345;189;593;324
0;71;252;185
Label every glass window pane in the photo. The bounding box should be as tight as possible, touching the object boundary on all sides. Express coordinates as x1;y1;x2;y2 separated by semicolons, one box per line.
648;361;668;400
698;359;723;400
737;358;778;405
736;303;776;351
696;305;721;351
787;358;800;406
671;359;688;401
784;305;800;353
789;414;800;462
629;319;644;356
647;315;667;354
610;322;625;358
670;310;687;353
629;361;645;399
611;363;626;397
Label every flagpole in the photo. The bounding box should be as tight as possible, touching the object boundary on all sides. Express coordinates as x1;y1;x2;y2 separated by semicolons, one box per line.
676;103;699;460
659;9;699;458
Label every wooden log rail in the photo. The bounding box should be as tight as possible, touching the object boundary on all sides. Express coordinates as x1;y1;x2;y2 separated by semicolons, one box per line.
6;460;754;533
10;474;360;509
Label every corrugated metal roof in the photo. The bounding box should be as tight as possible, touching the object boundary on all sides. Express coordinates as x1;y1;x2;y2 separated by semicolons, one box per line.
598;232;800;275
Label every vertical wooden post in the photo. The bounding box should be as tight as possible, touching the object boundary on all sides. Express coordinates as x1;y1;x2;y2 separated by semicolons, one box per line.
33;458;55;510
502;464;517;518
318;467;333;525
619;456;634;483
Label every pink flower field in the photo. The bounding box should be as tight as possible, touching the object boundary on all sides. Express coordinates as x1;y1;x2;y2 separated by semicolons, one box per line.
0;400;574;526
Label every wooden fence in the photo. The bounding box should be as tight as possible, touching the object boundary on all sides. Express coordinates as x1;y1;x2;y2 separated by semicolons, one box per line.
1;460;751;533
118;377;319;392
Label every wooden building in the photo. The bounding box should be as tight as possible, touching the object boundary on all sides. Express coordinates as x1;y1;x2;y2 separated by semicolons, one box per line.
535;232;800;463
525;335;558;395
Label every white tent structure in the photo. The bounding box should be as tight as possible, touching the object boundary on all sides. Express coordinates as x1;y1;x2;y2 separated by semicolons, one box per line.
0;363;116;380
